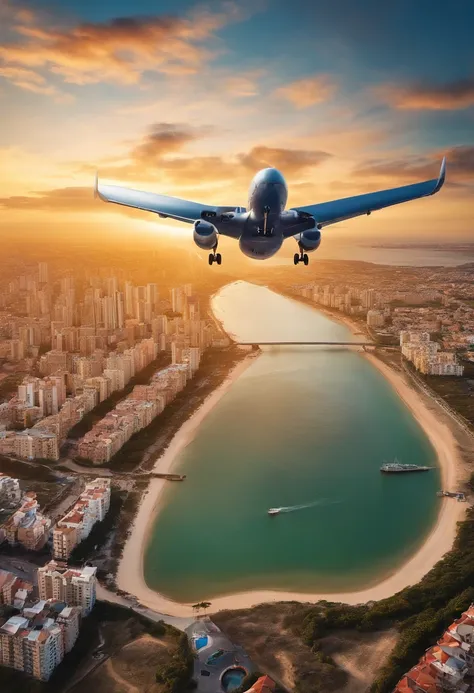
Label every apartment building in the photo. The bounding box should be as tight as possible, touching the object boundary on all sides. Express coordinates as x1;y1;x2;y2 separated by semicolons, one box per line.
52;479;110;559
37;561;97;616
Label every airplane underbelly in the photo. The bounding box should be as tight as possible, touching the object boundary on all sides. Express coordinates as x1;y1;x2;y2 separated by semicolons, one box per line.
239;233;283;260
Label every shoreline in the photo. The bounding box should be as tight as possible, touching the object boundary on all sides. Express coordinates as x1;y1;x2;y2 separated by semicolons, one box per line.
116;352;258;609
115;292;467;617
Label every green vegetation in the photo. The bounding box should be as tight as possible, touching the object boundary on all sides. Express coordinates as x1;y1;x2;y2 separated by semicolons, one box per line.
67;352;171;439
289;508;474;692
69;489;124;564
0;454;58;482
155;632;194;692
107;486;143;576
469;472;474;493
105;346;247;472
420;372;474;428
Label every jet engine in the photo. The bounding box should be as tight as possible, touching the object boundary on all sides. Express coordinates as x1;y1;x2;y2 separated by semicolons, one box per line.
193;220;218;250
298;228;321;252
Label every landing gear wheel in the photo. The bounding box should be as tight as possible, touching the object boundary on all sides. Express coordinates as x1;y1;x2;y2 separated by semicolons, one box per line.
294;253;300;265
303;253;309;266
208;254;214;265
216;253;222;265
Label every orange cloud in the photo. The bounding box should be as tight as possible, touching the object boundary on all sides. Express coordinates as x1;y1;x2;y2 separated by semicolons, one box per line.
377;80;474;110
222;70;263;97
0;3;250;93
238;146;331;174
354;147;474;186
80;123;333;186
275;75;337;108
0;186;98;211
0;131;333;213
0;65;71;101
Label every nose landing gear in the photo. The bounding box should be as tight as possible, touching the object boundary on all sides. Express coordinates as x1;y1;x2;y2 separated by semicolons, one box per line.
294;250;309;266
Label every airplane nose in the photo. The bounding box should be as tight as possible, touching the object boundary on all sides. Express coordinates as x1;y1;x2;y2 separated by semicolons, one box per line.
265;169;286;185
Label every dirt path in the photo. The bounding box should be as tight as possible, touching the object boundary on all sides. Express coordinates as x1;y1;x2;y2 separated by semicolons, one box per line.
104;659;140;693
331;631;398;693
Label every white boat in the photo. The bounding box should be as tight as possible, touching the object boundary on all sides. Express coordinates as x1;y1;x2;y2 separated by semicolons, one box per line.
268;508;281;516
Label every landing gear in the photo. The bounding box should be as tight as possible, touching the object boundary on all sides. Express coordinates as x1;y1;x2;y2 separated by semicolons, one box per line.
294;250;309;266
208;251;222;266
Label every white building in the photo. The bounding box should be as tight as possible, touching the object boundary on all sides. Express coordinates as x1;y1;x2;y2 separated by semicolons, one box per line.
367;310;385;328
37;561;97;617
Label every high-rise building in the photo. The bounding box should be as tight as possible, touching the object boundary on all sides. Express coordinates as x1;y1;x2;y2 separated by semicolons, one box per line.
0;600;79;681
106;276;118;297
37;561;97;617
116;291;124;329
38;262;49;284
367;310;385;328
170;287;185;313
124;281;134;316
146;283;158;307
361;289;375;309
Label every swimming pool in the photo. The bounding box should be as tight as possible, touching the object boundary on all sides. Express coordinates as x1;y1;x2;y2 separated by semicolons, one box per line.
221;667;247;692
194;635;208;650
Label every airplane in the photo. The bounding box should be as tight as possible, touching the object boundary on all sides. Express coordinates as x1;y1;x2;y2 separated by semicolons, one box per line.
95;157;446;266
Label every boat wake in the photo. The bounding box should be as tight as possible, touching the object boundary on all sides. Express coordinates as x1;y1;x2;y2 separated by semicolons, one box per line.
274;499;341;514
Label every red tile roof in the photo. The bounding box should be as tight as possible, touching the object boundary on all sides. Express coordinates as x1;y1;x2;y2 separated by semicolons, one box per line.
249;675;276;693
394;676;412;693
407;664;441;693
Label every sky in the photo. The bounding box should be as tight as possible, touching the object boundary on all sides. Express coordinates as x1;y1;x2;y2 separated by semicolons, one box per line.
0;0;473;248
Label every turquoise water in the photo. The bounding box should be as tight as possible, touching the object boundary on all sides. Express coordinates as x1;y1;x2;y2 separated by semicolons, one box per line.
221;668;247;691
144;282;440;602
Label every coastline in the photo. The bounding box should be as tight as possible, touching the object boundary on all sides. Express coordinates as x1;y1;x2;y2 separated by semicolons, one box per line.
115;292;467;618
116;352;258;608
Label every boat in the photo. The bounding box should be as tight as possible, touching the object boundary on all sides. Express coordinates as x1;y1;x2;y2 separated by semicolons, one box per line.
267;508;281;516
381;460;432;473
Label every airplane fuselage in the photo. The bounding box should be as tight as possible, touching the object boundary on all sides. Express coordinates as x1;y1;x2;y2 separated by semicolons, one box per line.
237;167;290;260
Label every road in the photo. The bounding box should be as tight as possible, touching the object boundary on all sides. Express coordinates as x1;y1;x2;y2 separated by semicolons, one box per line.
96;583;194;631
0;556;194;631
0;555;39;584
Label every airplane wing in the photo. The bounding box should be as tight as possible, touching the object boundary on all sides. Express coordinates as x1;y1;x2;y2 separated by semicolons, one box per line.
289;158;446;230
95;175;245;224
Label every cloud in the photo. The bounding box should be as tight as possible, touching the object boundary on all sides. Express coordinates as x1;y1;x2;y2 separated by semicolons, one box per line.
353;146;474;186
80;122;209;180
239;146;332;174
377;80;474;110
0;3;251;95
0;65;72;101
221;70;263;97
128;122;201;163
0;186;98;211
274;75;337;108
0;131;333;213
83;121;333;185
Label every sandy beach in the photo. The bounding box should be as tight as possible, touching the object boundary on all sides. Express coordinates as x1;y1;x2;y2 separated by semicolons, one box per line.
116;308;467;618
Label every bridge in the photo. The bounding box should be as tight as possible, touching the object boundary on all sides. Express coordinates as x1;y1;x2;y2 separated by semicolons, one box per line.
236;341;375;347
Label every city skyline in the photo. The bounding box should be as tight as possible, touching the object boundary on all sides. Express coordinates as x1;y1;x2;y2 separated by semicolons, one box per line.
0;0;473;251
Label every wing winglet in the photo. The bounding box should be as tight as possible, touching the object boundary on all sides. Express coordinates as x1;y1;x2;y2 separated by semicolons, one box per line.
94;171;99;199
431;156;446;195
